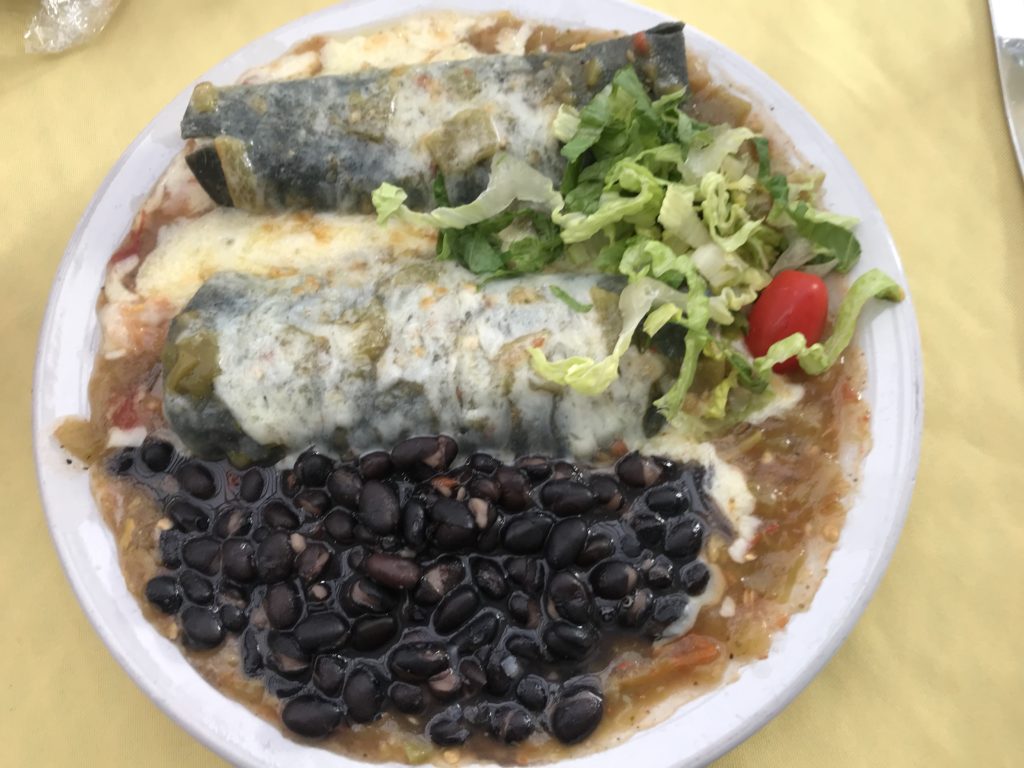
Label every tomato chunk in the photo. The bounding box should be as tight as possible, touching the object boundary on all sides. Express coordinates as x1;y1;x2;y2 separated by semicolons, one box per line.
745;270;828;373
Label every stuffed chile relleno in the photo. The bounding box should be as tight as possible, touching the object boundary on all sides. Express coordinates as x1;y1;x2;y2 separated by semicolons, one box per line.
163;264;668;465
180;23;687;212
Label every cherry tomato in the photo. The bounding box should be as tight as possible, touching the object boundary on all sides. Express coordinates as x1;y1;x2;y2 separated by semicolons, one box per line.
745;270;829;374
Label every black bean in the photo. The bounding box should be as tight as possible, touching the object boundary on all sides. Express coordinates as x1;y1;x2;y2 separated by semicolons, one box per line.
112;451;134;474
343;577;398;615
550;687;604;744
166;498;209;532
307;582;331;603
401;499;427;550
484;650;522;695
265;581;302;629
279;469;300;497
541;479;596;517
515;675;548;711
471;557;508;599
221;538;257;582
616;452;663;488
502;512;553;554
359;451;393;480
426;708;470;746
618;588;653;628
182;536;221;575
324;508;355;543
294;612;348;654
294;489;331;518
476;512;504;552
506;591;540;628
505;557;544;595
515;456;552;482
357;480;400;535
176;463;217;500
241;628;263;675
505;633;544;661
390;642;449;682
178;570;214;605
344;666;384;723
282;696;342;738
664;515;705;560
313;655;347;696
468;452;500;474
646;486;690;515
256;531;295;582
327;467;362;507
543;621;597;661
466;475;501;502
590;561;639;600
429;498;477;551
140;439;174;472
144;576;181;614
434;585;480;634
180;606;224;650
548;572;592;624
219;603;248;633
589;474;624;511
267;631;311;675
213;506;252;539
158;529;184;567
295;450;334;487
295;542;334;583
428;667;463;701
239;468;265;502
679;562;710;596
577;532;614;567
545;518;588;569
413;558;464;605
629;510;665;547
350;615;398;651
390;681;426;713
644;555;674;589
391;435;456;477
451;610;500;653
495;466;532;511
468;497;496;530
487;703;535;744
364;552;422;589
650;593;688;628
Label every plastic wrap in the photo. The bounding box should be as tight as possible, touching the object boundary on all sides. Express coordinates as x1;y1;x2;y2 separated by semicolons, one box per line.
24;0;122;54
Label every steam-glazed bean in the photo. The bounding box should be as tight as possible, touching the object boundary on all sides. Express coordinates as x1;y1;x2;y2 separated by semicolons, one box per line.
650;593;688;628
323;508;355;543
616;452;663;487
282;696;342;738
629;510;665;547
484;650;522;695
267;631;311;676
428;667;463;701
294;612;348;654
219;604;248;633
358;481;400;534
577;532;614;566
590;561;639;600
265;582;302;629
550;686;604;744
402;499;427;550
178;570;214;604
515;675;548;711
358;450;393;480
279;469;300;497
502;512;553;554
145;576;181;614
476;512;504;552
646;486;690;515
158;529;184;567
391;435;457;477
214;506;252;538
507;591;540;628
515;456;552;482
451;610;500;652
548;572;591;624
239;468;265;502
429;499;477;550
487;703;535;744
644;555;674;589
221;538;257;582
505;633;544;661
414;558;464;605
180;606;224;650
140;439;174;472
255;531;294;582
390;681;426;713
344;666;384;722
182;536;221;575
313;655;347;697
326;467;361;507
664;515;705;560
506;557;544;594
364;552;421;589
679;562;711;595
427;708;470;746
468;452;500;474
589;474;624;511
467;475;501;502
176;462;217;499
434;585;480;633
350;615;398;651
495;466;531;511
471;557;508;599
343;577;398;615
261;500;299;530
294;450;334;487
166;498;209;532
390;642;449;681
294;488;331;517
295;541;333;583
541;479;596;517
543;621;598;661
545;518;588;569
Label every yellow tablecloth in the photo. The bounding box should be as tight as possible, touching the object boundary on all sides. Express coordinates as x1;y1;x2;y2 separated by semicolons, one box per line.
1;0;1021;764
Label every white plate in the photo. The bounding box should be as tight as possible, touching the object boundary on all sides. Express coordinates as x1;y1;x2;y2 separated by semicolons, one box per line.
32;0;923;766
